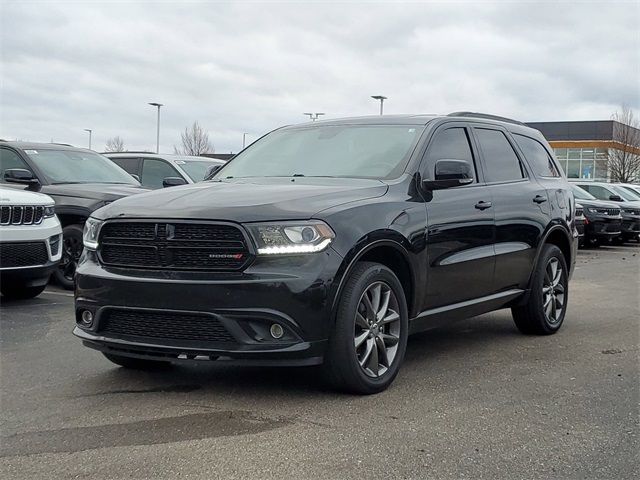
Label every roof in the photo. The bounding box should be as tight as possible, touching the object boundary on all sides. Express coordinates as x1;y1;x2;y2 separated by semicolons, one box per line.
105;152;225;163
0;141;88;151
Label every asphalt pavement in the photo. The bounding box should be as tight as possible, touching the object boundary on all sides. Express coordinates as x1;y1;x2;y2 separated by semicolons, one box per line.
1;245;638;479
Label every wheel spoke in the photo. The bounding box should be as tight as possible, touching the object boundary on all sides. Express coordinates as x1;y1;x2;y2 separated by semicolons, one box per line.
375;336;390;368
377;289;391;321
355;312;369;329
362;294;376;321
366;339;379;375
379;333;399;347
370;284;382;313
554;283;565;294
359;338;375;368
354;331;369;349
380;310;399;325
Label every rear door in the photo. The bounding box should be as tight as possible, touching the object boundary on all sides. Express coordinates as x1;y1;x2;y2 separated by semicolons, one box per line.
471;125;550;292
419;123;496;308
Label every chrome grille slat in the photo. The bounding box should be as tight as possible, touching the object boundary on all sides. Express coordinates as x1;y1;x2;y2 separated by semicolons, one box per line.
0;205;48;225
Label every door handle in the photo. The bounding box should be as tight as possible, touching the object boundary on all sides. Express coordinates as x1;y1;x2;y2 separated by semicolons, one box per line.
533;195;548;204
474;201;492;210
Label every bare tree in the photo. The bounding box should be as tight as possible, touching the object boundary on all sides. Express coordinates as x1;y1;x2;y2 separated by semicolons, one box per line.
607;106;640;183
104;136;126;152
174;121;214;155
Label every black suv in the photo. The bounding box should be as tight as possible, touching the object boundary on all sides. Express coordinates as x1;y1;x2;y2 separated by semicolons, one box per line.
571;185;622;247
74;113;577;394
0;142;147;288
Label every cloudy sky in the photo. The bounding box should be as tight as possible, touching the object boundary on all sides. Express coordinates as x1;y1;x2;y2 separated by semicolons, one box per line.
1;0;638;153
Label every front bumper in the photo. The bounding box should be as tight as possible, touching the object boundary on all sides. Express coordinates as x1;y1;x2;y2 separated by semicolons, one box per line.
0;260;59;287
74;249;344;365
621;217;640;236
585;217;622;238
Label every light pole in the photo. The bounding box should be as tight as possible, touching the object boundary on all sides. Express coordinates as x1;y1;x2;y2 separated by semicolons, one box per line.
148;102;163;153
84;129;92;149
242;133;248;149
303;113;325;121
371;95;387;115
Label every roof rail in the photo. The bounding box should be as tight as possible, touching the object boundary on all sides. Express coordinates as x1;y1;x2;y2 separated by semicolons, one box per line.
101;151;155;155
447;112;526;126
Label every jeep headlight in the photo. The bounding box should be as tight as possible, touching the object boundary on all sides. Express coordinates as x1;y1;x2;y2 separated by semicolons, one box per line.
245;220;335;255
83;217;103;250
43;205;56;218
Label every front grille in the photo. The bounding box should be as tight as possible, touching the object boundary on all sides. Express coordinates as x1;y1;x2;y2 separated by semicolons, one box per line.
98;309;236;344
98;221;250;271
0;205;45;225
593;207;621;216
623;209;640;216
0;242;48;268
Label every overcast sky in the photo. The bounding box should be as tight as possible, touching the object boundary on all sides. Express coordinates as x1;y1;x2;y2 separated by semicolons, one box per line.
1;0;639;153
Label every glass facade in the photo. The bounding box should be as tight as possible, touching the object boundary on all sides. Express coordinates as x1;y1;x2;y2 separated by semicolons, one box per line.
553;147;609;181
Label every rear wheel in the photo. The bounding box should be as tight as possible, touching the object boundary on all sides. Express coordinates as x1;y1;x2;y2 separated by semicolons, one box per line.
324;262;408;394
512;244;568;335
102;353;172;370
1;284;47;300
53;224;84;290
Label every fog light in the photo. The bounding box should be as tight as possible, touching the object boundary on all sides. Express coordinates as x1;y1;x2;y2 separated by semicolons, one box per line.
81;310;94;327
270;323;284;339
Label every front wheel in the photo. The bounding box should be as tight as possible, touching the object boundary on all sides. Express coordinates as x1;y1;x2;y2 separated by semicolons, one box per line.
512;244;568;335
52;224;84;290
324;262;408;394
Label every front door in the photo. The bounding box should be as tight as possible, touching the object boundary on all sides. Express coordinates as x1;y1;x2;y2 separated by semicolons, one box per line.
419;124;496;309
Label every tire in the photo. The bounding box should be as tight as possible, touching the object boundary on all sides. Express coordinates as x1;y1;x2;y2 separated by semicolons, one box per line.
324;262;408;394
512;244;568;335
1;284;47;300
52;224;84;290
102;353;172;370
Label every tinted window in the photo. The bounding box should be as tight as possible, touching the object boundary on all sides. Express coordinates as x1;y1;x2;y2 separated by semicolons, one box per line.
23;149;139;185
216;126;423;180
141;159;181;189
580;184;616;201
423;127;475;181
110;157;141;176
475;129;525;182
0;148;32;183
571;184;596;200
513;134;560;177
177;160;223;182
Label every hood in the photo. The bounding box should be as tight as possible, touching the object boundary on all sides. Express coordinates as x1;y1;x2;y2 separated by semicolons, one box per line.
576;199;621;210
94;177;388;222
41;183;148;202
0;186;54;205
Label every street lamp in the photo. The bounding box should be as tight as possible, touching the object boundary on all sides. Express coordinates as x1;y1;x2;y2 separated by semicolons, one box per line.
148;102;163;153
84;129;92;149
303;113;325;121
242;133;248;149
371;95;387;115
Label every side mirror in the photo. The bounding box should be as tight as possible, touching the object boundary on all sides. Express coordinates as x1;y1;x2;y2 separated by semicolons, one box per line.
4;168;39;185
130;174;141;182
162;176;188;188
204;164;223;181
422;159;474;190
609;194;623;202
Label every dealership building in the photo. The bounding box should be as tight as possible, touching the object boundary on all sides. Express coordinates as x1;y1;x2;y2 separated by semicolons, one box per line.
526;120;639;182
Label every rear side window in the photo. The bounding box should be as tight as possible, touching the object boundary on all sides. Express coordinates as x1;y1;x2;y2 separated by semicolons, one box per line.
141;159;180;189
474;128;525;183
110;157;141;176
513;134;560;177
423;127;476;181
580;184;615;201
0;148;32;183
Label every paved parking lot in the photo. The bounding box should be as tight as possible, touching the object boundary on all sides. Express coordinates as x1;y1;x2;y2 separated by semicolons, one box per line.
1;245;638;479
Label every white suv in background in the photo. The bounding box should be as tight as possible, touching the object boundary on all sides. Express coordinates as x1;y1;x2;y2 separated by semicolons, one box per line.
0;187;62;299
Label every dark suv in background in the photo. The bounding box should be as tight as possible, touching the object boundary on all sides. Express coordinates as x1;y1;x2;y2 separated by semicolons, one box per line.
0;142;147;288
74;113;577;394
571;185;623;247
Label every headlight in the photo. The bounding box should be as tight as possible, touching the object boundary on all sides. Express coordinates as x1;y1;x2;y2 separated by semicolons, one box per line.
83;217;103;250
245;220;335;255
43;205;55;218
586;207;597;214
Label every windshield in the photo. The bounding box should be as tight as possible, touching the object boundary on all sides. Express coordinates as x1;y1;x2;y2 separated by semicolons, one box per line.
216;125;423;179
25;149;139;185
612;185;640;201
572;184;596;200
177;160;223;182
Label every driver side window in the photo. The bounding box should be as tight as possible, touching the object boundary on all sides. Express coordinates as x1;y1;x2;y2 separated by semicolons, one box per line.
422;128;476;182
0;148;32;183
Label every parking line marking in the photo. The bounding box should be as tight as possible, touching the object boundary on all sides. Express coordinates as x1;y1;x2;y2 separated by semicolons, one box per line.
44;290;74;297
